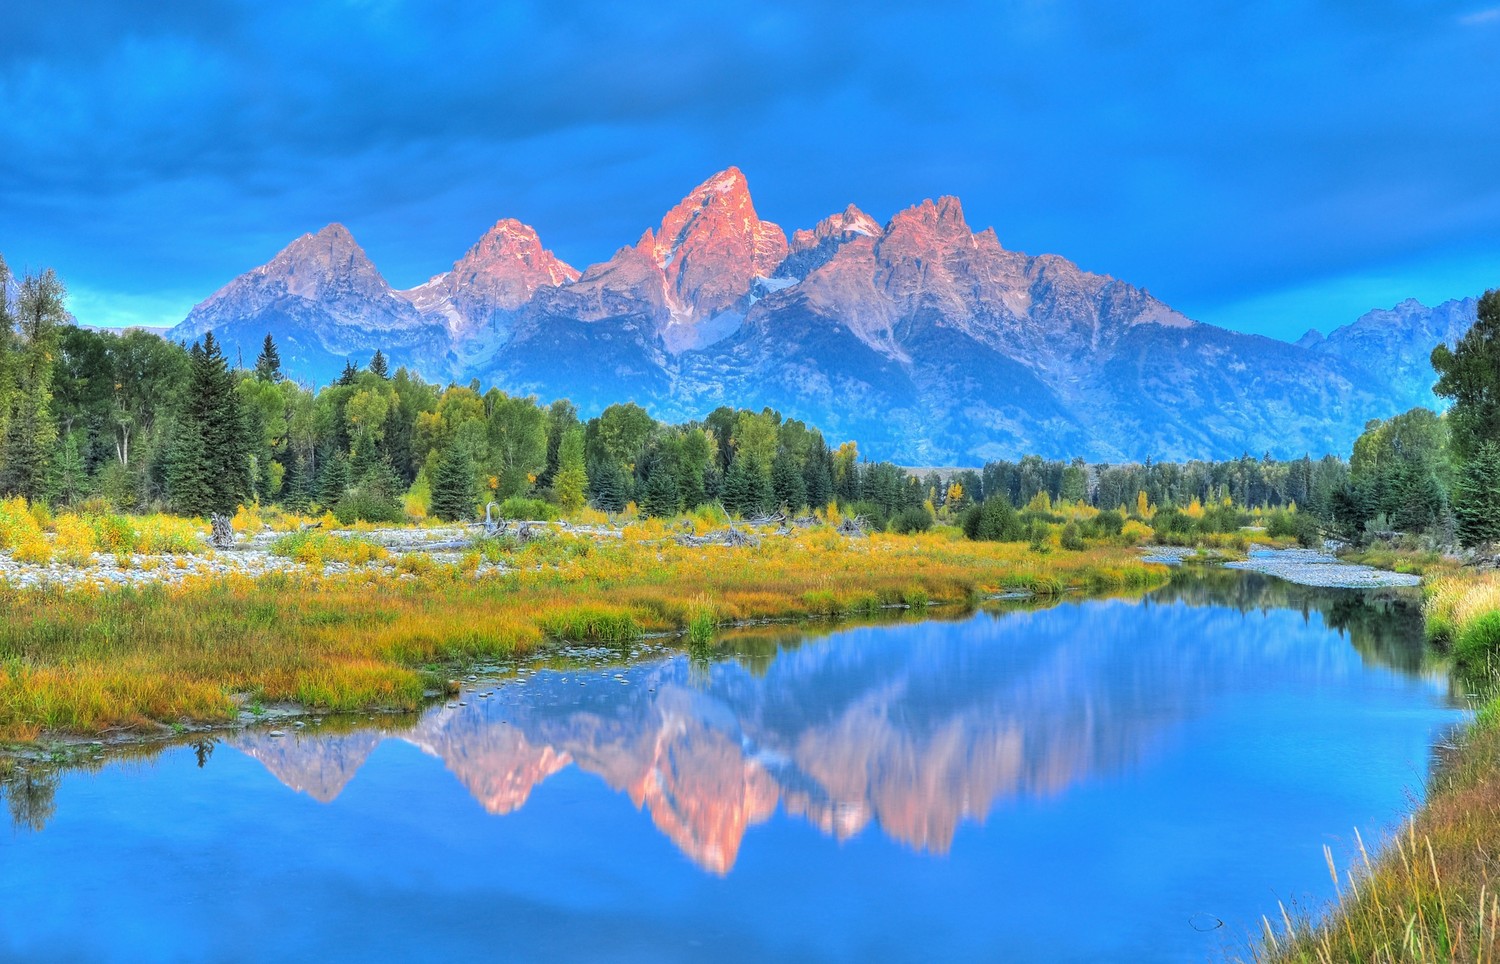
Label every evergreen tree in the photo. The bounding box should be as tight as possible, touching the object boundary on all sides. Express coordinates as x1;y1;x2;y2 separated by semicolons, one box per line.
589;460;628;512
254;334;283;383
640;464;681;518
0;269;65;500
281;452;312;513
48;432;87;506
430;445;477;522
0;256;15;455
962;497;1025;541
724;454;772;517
318;450;350;509
165;422;213;516
771;449;807;513
338;456;404;523
1453;442;1500;547
369;349;389;379
803;449;833;510
336;359;359;386
553;426;588;513
176;333;251;515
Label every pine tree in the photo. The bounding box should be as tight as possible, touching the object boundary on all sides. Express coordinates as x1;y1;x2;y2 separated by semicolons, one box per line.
1453;442;1500;547
804;452;832;510
48;432;87;506
176;332;251;516
724;454;771;517
254;334;283;383
553;426;587;513
281;452;312;513
369;349;389;379
0;269;65;500
640;464;680;518
589;460;628;513
165;422;213;516
336;359;359;386
771;450;807;513
430;445;476;522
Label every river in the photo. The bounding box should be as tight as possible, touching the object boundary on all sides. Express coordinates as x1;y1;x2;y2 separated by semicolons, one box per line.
0;570;1470;962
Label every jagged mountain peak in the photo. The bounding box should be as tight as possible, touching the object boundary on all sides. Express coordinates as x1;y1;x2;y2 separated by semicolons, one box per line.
791;203;883;252
189;221;395;314
639;166;788;325
883;195;973;242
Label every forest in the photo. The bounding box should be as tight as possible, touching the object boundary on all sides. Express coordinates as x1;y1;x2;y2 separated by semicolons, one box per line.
1;256;1495;557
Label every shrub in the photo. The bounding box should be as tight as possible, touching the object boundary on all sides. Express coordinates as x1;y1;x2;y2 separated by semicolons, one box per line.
0;498;43;550
269;531;389;566
1199;503;1246;534
88;515;139;554
1060;520;1086;551
847;500;890;532
136;516;204;555
333;489;405;525
53;515;98;566
890;506;935;534
962;498;1026;542
496;497;557;521
1089;509;1125;538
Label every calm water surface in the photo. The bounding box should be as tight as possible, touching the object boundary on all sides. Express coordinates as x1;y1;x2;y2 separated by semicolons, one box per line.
0;572;1469;962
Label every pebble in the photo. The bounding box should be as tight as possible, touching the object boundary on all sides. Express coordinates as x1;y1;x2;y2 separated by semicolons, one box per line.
1224;547;1422;589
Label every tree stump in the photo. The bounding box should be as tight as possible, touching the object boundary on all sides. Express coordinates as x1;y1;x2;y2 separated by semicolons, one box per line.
209;513;236;549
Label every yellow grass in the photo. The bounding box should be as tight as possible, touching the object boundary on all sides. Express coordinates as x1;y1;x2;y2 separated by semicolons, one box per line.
0;528;1169;739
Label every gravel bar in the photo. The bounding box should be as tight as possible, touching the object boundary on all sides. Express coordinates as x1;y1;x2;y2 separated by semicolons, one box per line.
1224;547;1421;589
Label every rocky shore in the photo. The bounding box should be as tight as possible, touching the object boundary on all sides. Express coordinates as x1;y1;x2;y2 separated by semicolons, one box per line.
1224;546;1422;589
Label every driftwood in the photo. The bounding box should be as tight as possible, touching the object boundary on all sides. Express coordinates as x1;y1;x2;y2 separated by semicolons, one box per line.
209;513;236;549
836;516;870;538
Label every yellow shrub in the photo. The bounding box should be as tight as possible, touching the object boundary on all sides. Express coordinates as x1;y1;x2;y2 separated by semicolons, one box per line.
577;507;610;527
396;552;434;576
0;497;43;550
54;515;98;566
231;504;262;533
12;534;52;565
135;516;204;555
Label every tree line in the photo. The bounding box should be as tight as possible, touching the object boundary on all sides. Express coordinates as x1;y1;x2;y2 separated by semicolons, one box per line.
5;257;1494;544
0;257;951;524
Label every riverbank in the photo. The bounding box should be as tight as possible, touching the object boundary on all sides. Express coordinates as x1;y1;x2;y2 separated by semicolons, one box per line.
1226;547;1423;589
1260;568;1500;962
0;527;1169;743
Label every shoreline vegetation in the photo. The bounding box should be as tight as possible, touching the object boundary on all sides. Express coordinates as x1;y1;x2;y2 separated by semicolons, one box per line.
1258;564;1500;963
0;507;1174;744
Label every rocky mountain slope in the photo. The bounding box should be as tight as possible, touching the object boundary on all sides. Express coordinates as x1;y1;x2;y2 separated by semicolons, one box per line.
1300;296;1478;409
171;169;1479;463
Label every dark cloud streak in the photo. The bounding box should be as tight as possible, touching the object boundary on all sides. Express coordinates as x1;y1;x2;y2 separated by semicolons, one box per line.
1;0;1496;337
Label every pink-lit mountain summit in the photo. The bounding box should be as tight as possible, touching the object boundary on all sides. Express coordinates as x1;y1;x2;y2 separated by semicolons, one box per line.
173;168;1474;463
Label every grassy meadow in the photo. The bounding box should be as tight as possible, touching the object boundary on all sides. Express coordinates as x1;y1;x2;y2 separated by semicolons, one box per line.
0;510;1172;741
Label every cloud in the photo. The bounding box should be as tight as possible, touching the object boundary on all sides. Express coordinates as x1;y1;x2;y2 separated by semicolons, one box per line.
1;0;1496;336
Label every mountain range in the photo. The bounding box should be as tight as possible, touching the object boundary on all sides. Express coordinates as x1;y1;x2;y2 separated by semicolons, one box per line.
170;168;1478;464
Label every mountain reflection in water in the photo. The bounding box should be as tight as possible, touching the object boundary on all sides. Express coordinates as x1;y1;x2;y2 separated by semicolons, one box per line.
221;573;1452;874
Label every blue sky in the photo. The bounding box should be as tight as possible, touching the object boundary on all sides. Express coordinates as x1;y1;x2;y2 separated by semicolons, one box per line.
2;0;1497;340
